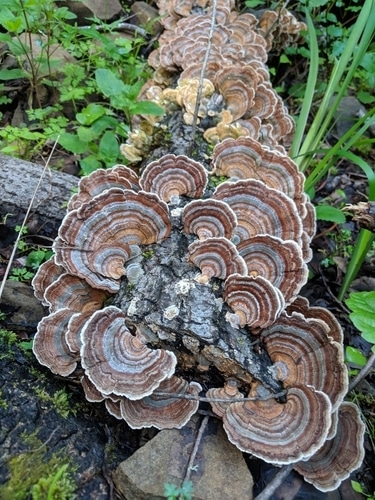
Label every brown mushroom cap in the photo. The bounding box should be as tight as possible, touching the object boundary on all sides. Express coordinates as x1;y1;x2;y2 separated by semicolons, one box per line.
211;137;304;207
223;384;332;464
139;154;208;203
213;179;303;244
286;296;344;344
120;376;202;429
237;235;308;304
294;402;365;491
44;273;109;313
188;238;247;283
224;273;285;329
214;65;256;121
207;379;244;418
54;188;171;292
80;306;177;399
182;199;238;240
67;165;139;211
32;308;78;376
262;312;348;410
32;257;64;306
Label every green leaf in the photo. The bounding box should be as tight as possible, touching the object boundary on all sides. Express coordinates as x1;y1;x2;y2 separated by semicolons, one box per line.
315;205;346;223
80;155;102;175
0;68;27;80
357;90;375;104
58;133;88;154
130;100;165;116
26;250;47;270
346;291;375;344
351;481;364;494
76;103;107;125
99;131;118;163
95;68;125;97
345;346;367;368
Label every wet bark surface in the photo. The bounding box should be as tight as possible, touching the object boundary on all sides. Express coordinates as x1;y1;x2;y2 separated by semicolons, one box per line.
112;209;281;393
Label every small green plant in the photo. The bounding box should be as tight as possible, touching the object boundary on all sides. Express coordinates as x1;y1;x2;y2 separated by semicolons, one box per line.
351;481;375;499
34;387;78;419
0;0;164;172
164;481;194;500
346;291;375;350
0;431;76;500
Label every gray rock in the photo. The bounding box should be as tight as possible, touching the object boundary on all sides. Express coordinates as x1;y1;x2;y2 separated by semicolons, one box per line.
113;416;253;500
60;0;123;24
0;280;45;331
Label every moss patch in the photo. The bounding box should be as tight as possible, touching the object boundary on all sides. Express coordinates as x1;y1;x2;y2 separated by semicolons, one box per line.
0;431;76;500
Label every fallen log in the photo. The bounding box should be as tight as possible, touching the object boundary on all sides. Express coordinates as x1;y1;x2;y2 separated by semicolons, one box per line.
0;154;78;238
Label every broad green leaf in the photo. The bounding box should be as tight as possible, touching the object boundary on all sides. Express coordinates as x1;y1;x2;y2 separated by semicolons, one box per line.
77;126;99;143
351;481;364;494
58;132;88;154
130;100;165;116
26;250;47;270
315;205;346;223
95;68;125;97
346;291;375;344
76;103;107;125
345;346;367;367
0;68;26;80
99;131;118;163
358;90;375;104
80;155;102;175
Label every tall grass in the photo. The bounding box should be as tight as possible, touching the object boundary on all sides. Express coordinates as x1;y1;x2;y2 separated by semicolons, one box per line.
291;0;375;298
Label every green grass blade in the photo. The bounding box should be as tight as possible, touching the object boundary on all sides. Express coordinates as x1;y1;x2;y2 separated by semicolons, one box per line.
337;151;375;300
304;108;375;192
290;9;318;160
338;230;374;301
297;0;375;173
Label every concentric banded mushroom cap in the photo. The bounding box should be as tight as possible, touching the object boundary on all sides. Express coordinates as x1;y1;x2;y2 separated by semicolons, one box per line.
214;65;256;121
120;376;202;429
286;296;344;344
54;188;171;292
188;238;247;283
237;235;308;304
224;273;285;329
33;308;78;376
211;137;304;205
213;179;303;244
32;257;64;306
294;402;365;492
44;273;109;313
80;306;177;399
139;154;208;203
223;384;332;464
207;379;244;418
67;165;139;211
182;199;237;240
247;83;279;119
262;312;348;410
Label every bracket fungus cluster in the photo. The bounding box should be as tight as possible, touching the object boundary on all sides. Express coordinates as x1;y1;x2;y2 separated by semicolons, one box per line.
32;0;364;493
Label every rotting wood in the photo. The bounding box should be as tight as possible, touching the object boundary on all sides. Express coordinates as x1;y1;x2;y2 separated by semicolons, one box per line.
0;154;78;237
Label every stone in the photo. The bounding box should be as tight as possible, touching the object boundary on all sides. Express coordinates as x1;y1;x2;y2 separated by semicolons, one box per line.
0;280;45;332
113;416;253;500
60;0;123;24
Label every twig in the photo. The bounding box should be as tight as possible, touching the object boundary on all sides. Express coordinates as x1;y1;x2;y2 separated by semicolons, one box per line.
254;463;294;500
348;351;375;392
151;390;287;403
0;137;59;301
188;0;217;155
184;416;209;484
79;22;148;38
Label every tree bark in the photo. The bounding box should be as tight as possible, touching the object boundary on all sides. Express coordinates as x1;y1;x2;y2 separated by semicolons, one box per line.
0;154;78;238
